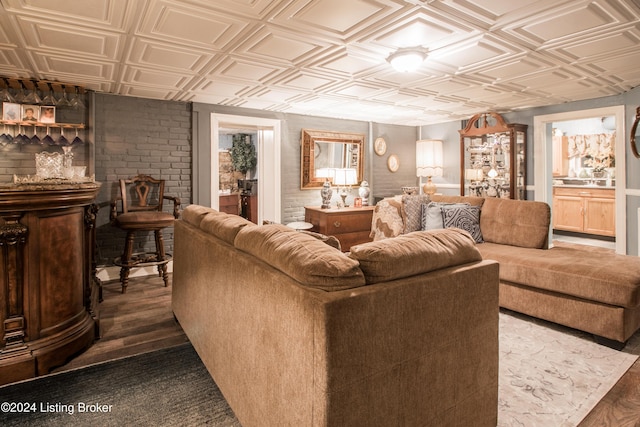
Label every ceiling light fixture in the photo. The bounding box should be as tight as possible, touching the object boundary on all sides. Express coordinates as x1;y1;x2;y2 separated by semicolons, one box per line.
387;48;427;72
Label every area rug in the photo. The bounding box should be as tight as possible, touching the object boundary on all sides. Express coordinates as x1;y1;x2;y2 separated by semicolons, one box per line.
1;312;637;426
498;311;639;427
0;344;241;427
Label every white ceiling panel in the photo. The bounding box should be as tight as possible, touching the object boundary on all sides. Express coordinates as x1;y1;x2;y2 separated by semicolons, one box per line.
0;0;638;125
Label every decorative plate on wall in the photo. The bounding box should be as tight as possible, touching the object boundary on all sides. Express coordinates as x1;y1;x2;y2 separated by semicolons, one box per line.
374;137;387;156
387;154;399;172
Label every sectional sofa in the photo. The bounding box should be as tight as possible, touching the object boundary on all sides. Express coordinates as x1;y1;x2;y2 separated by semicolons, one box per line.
371;194;640;349
172;204;500;427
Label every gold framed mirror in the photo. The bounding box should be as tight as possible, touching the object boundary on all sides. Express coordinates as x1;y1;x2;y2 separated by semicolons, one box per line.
300;129;365;189
631;106;640;159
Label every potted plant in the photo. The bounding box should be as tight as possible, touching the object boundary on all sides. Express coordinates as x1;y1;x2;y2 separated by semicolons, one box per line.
230;133;257;176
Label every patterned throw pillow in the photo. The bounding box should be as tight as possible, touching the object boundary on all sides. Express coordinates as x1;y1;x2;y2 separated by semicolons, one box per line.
402;194;431;234
421;202;471;231
441;205;483;243
370;196;404;240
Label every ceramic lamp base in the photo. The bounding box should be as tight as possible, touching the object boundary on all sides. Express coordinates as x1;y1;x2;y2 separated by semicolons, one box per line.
422;177;437;195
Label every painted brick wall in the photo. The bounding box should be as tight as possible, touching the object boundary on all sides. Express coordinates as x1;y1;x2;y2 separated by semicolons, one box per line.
94;94;192;265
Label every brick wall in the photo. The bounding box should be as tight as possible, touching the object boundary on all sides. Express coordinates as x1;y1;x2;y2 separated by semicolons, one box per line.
94;94;192;265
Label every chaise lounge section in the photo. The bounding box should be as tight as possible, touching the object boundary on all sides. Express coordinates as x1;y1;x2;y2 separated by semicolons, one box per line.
371;194;640;349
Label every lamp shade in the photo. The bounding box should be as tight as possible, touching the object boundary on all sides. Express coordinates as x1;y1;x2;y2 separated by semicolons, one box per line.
416;139;443;177
315;167;335;180
333;168;357;186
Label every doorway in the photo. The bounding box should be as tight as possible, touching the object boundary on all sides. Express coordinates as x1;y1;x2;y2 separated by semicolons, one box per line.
210;114;281;225
533;106;626;254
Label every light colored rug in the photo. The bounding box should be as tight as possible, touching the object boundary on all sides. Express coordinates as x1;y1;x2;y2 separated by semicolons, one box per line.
498;311;639;427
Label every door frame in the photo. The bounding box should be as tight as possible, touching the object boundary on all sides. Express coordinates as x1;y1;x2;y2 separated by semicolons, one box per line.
211;113;281;224
533;105;626;254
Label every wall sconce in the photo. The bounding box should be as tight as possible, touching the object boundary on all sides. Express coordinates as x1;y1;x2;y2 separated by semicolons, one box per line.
416;139;443;195
333;168;358;207
387;48;427;72
316;167;335;209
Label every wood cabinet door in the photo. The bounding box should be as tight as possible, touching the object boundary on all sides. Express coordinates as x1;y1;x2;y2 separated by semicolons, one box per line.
553;195;584;232
584;197;615;236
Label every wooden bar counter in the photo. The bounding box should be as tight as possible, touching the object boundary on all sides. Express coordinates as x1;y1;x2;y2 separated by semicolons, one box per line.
0;181;101;385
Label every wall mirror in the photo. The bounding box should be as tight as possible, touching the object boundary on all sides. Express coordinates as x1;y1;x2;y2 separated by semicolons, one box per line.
300;129;365;189
631;106;640;159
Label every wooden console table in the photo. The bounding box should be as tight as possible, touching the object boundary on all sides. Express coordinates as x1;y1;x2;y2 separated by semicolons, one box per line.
304;206;375;251
0;182;101;385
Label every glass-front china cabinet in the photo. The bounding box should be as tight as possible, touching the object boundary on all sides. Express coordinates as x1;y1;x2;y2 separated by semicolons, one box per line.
459;112;527;199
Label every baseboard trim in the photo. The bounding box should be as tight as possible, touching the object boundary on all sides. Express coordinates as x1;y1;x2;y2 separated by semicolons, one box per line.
97;261;173;283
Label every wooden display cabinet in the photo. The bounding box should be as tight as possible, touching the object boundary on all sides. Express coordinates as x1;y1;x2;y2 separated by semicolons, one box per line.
460;112;527;199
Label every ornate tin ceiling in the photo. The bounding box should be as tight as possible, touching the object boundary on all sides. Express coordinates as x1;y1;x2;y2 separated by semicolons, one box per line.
0;0;638;125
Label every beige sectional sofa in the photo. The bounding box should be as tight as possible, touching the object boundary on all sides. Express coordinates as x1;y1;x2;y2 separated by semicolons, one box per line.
371;194;640;349
173;204;500;427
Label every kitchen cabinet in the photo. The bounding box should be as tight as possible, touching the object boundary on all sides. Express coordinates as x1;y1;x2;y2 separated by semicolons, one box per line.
304;206;374;251
552;135;569;177
553;187;615;236
459;111;527;199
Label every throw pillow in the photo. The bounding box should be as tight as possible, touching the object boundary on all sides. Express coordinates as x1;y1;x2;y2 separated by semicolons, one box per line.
402;194;431;234
421;202;470;230
441;205;483;243
370;196;404;240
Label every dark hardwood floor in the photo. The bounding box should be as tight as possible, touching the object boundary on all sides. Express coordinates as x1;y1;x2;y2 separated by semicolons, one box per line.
51;273;640;426
52;274;188;373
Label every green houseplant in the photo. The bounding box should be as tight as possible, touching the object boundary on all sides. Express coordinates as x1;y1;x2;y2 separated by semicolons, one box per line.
230;133;257;175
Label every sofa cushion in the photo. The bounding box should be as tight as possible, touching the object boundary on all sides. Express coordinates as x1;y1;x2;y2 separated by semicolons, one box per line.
430;194;485;207
200;212;255;245
349;228;482;284
300;230;342;251
234;224;365;291
477;243;640;308
181;204;220;228
370;195;404;240
421;202;470;230
480;198;550;249
441;204;483;243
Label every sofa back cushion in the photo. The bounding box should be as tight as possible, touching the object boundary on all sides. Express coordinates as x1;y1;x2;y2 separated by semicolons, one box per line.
200;212;255;245
349;228;482;284
181;204;219;228
430;194;485;207
234;224;365;291
480;197;550;249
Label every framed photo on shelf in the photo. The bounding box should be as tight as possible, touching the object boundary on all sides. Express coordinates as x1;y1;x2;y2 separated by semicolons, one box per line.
40;106;56;123
21;104;40;122
2;102;20;121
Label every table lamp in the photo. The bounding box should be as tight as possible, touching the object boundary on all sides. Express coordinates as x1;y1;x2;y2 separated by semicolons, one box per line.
416;139;443;195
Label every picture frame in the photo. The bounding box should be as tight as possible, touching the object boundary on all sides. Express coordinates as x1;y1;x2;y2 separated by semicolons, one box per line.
21;104;40;122
2;102;21;121
387;154;399;172
374;137;387;156
40;106;56;123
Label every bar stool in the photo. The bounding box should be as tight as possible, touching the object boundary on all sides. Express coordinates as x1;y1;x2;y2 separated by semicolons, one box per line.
110;174;180;293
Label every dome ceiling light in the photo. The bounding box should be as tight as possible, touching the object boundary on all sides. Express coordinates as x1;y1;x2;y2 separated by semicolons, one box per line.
387;47;427;72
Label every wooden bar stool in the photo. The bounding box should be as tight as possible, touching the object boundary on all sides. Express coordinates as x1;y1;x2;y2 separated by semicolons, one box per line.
110;174;180;293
